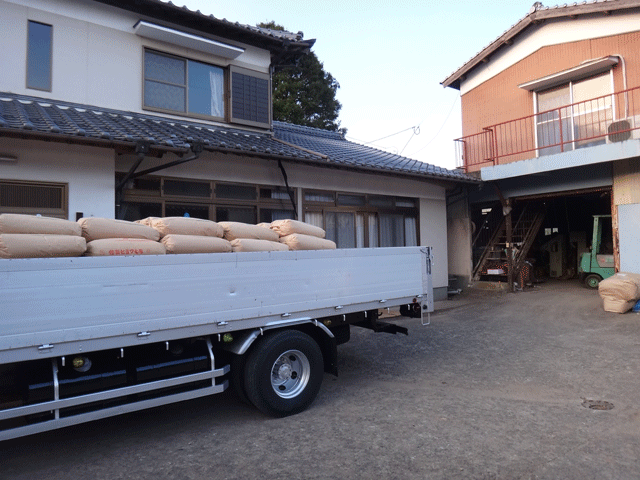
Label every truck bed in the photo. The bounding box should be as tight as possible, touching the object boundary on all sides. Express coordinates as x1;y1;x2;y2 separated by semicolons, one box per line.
0;247;433;364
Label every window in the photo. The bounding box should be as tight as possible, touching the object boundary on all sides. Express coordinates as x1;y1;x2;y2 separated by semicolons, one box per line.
230;66;270;127
144;50;224;118
536;72;613;156
142;51;271;127
304;192;418;248
0;180;67;218
27;21;52;91
117;174;293;224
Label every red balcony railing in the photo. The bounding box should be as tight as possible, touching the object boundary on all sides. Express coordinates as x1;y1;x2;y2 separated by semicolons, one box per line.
455;85;640;172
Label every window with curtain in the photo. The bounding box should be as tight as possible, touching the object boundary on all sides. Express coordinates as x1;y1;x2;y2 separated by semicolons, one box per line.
536;72;612;156
144;50;224;119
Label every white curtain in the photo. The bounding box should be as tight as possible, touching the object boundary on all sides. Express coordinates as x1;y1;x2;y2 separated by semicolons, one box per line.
304;212;324;229
380;214;404;247
209;69;224;117
405;217;417;246
356;213;365;248
368;214;378;248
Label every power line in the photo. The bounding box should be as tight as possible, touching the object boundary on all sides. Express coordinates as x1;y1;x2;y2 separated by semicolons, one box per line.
408;96;459;157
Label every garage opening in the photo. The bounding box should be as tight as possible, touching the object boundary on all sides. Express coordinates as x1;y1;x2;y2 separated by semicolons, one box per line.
471;187;612;288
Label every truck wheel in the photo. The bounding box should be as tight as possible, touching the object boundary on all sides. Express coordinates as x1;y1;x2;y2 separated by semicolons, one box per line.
244;330;323;417
584;274;602;289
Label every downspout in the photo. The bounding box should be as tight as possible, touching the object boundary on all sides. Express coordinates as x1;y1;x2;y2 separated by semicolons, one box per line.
277;159;298;219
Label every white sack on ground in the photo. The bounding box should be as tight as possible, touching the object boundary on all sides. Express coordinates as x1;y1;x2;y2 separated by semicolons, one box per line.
602;297;637;314
270;219;325;238
598;272;640;302
84;238;166;256
230;238;289;252
78;217;160;242
0;234;86;258
279;233;336;250
219;222;280;242
161;234;232;254
150;217;224;238
0;214;82;236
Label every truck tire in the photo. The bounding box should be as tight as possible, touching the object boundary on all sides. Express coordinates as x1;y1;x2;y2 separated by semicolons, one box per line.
244;330;323;417
584;274;602;289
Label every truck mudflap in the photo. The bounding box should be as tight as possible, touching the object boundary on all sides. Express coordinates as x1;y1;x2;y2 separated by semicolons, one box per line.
0;338;229;442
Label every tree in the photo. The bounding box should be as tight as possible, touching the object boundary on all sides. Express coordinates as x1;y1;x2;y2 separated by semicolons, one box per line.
259;22;345;133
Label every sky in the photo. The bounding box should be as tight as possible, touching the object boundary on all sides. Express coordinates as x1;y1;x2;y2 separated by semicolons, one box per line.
179;0;541;170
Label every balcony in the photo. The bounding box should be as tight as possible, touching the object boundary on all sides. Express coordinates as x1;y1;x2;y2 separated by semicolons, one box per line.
455;86;640;173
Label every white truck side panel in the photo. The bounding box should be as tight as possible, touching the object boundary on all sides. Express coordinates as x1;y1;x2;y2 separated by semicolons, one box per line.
0;247;432;363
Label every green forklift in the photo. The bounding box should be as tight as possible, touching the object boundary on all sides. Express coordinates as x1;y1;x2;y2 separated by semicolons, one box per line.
578;214;615;288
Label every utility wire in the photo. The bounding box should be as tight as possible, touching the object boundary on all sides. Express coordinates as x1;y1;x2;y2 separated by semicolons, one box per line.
408;96;459;157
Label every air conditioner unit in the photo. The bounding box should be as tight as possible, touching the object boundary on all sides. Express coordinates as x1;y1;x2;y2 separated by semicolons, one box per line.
607;119;632;143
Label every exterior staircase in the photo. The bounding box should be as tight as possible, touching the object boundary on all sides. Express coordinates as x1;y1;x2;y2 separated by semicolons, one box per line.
473;202;546;282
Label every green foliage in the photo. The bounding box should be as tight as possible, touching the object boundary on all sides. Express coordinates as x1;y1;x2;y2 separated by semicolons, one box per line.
259;22;344;133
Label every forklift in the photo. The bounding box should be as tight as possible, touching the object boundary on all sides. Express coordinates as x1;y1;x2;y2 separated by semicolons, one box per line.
578;215;615;288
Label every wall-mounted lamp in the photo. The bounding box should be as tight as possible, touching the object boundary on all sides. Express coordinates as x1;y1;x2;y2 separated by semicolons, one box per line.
0;155;17;162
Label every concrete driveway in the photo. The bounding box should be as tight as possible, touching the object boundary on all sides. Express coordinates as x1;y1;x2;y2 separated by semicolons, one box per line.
3;280;640;479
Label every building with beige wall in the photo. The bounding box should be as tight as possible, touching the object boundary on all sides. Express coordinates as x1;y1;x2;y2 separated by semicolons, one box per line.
442;0;640;286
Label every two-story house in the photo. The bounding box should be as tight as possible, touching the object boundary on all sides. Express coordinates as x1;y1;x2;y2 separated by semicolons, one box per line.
442;0;640;288
0;0;476;299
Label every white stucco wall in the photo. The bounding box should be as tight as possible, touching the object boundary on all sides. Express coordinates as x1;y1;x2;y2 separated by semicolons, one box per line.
1;0;271;114
0;137;115;218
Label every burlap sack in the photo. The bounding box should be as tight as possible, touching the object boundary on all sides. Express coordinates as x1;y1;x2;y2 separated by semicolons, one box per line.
602;297;636;314
135;217;160;227
257;223;272;229
0;234;86;258
598;272;640;302
78;217;160;242
161;234;232;254
0;214;81;236
270;219;325;238
279;233;336;250
219;222;280;242
150;217;224;238
230;238;290;252
84;238;166;256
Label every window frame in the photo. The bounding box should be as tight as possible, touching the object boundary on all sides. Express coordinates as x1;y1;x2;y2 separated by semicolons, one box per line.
142;48;227;122
26;20;53;92
0;180;68;218
533;70;615;156
117;174;295;223
303;190;419;248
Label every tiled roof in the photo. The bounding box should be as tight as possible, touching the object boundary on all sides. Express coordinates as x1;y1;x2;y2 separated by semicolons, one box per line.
273;122;475;181
441;0;640;89
0;93;317;159
94;0;315;52
0;93;475;182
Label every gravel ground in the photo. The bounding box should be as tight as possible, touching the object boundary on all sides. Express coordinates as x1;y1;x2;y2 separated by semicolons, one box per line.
2;279;640;480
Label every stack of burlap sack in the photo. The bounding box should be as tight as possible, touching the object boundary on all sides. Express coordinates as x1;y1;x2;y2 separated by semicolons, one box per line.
269;219;336;250
137;217;232;254
0;214;87;258
0;214;336;258
219;221;288;252
598;272;640;313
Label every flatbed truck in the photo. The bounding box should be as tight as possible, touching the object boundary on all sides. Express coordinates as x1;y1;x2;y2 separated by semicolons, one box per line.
0;246;433;441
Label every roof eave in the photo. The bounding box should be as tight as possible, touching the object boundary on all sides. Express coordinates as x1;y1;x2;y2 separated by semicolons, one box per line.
441;1;640;90
91;0;314;62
